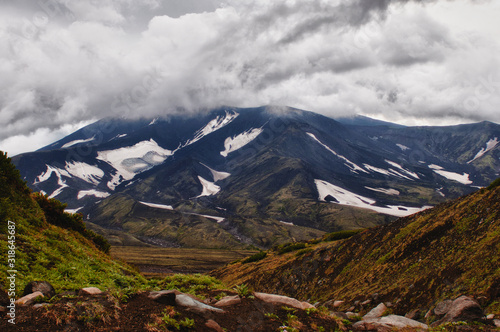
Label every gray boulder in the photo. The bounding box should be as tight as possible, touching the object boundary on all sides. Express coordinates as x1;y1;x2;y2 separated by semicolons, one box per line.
432;296;484;326
23;281;55;299
175;294;224;313
214;295;241;307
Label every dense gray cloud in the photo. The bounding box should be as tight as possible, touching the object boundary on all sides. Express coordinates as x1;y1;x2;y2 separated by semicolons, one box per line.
1;0;500;155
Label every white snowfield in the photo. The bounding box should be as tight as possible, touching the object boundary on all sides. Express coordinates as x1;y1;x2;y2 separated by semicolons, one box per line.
315;179;430;217
36;161;104;186
220;128;263;157
184;110;239;147
306;132;368;174
396;143;410;151
62;135;96;148
77;190;110;200
363;164;413;181
385;160;419;179
197;176;221;197
187;213;225;223
365;186;400;196
201;163;230;182
139;201;174;210
428;164;473;185
97;139;173;188
39;166;68;199
65;207;83;214
468;137;499;163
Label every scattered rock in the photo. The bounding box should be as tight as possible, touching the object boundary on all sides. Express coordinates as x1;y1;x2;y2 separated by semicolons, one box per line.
79;287;102;296
333;300;345;308
23;281;55;299
205;319;224;332
493;319;500;327
346;312;359;320
175;294;224;313
432;296;484;326
363;303;388;319
405;309;422;320
486;314;495;320
384;302;393;308
15;291;44;306
348;306;356;312
214;295;241;307
353;315;428;331
361;299;372;306
254;292;314;310
33;303;50;309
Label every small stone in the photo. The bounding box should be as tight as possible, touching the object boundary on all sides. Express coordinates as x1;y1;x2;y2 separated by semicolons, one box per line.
348;306;356;312
346;312;358;319
333;300;345;308
493;319;500;327
363;303;388;319
15;291;44;306
254;292;314;310
33;303;50;309
214;295;241;307
361;299;372;306
384;302;393;308
79;287;102;296
205;319;224;332
23;281;56;299
486;314;495;320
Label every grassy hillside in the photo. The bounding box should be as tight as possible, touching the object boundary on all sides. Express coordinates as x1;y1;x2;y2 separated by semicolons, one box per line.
0;152;145;295
213;180;500;315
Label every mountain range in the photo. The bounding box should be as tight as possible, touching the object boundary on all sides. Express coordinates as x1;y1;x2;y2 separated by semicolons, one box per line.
12;106;500;248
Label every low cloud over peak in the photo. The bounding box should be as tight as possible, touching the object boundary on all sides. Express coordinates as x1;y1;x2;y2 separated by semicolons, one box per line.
1;0;500;155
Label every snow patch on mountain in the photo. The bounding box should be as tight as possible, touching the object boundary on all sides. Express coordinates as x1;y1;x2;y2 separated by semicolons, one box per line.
62;136;96;148
396;143;410;151
363;164;413;180
385;160;419;179
184;110;239;147
429;164;473;185
139;201;174;210
307;133;368;173
197;176;221;197
97;139;173;186
220;128;263;157
35;162;104;186
187;212;225;223
315;179;429;217
468;137;499;163
77;190;110;200
65;207;83;214
201;163;230;182
365;186;400;196
35;165;69;198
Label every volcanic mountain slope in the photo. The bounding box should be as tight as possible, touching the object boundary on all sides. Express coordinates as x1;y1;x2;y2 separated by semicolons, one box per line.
0;152;143;294
12;106;500;248
212;179;500;315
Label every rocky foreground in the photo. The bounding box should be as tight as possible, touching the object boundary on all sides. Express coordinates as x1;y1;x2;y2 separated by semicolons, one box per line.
2;281;500;331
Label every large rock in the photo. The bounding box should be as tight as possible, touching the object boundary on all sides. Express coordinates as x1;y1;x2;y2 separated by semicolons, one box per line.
254;292;314;310
15;291;44;306
353;315;428;331
79;287;102;296
432;296;484;326
363;303;388;319
433;299;453;316
23;281;55;299
214;295;241;307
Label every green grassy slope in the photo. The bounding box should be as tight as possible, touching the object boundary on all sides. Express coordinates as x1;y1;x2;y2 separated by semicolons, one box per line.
0;152;145;295
213;181;500;315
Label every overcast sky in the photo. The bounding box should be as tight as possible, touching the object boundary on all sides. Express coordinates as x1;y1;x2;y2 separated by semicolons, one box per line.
1;0;500;155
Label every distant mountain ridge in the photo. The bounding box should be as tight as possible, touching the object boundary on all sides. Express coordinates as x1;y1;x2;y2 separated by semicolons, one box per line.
12;106;500;248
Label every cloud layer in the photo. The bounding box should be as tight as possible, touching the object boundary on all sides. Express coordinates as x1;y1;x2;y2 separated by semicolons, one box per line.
1;0;500;154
